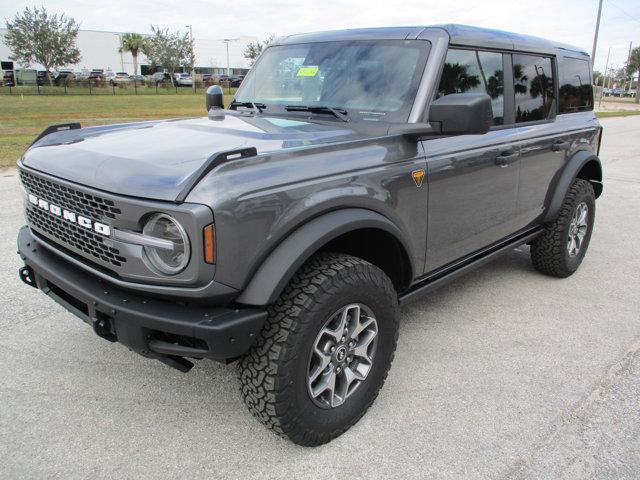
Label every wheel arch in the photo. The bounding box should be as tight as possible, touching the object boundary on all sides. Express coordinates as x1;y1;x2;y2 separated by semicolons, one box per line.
543;150;603;223
235;208;414;306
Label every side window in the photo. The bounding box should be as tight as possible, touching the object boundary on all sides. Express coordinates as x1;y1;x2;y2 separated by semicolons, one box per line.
513;54;555;123
437;49;504;125
559;57;593;113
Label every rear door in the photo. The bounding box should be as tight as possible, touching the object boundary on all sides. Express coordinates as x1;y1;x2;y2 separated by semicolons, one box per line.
423;48;521;271
512;53;567;226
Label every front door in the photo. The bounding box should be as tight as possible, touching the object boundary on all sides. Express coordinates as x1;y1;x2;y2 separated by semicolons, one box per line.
422;47;521;272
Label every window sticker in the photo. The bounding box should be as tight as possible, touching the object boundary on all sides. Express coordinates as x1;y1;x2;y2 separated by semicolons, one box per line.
296;66;319;77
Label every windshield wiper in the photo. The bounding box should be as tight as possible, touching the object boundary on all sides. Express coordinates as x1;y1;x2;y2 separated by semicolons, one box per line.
285;105;349;122
229;101;266;113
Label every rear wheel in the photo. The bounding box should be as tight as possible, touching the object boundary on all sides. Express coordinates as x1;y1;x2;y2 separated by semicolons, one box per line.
238;253;398;446
530;178;596;277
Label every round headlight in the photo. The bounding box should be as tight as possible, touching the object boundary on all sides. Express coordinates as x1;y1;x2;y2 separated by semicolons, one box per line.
142;213;190;275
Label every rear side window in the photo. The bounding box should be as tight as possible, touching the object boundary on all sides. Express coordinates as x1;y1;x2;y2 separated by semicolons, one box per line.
437;49;505;125
559;57;593;113
513;54;555;123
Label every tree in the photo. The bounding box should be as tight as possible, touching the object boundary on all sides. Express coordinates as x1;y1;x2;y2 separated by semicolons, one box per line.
243;35;276;66
119;33;146;75
4;6;81;86
592;70;603;86
626;46;640;104
143;26;194;86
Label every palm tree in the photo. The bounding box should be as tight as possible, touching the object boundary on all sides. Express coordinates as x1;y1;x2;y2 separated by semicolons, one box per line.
438;63;480;95
119;33;146;75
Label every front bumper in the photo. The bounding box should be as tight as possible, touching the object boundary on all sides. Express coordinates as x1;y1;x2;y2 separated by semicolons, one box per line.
17;226;267;370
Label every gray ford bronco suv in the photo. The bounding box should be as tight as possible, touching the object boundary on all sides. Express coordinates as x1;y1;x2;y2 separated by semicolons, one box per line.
17;25;602;446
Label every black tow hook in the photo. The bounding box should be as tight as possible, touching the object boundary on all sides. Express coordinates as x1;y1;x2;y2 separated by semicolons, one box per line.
91;313;117;343
19;266;37;288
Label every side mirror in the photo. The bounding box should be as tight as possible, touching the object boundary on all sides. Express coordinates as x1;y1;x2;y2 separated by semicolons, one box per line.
206;85;224;112
428;93;493;135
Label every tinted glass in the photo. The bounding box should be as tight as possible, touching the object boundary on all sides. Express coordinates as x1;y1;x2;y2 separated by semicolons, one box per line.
559;57;593;113
513;54;555;122
235;40;430;123
437;49;504;125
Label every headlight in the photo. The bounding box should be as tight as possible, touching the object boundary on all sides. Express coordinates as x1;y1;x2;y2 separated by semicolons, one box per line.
142;213;190;275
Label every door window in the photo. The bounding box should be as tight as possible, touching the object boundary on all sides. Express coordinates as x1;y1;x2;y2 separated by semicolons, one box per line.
436;49;505;125
513;54;555;122
559;57;593;113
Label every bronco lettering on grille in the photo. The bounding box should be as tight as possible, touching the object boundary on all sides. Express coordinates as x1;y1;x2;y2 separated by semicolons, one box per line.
27;193;111;237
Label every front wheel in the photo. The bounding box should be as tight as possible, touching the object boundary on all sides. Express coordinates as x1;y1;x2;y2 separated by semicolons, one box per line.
239;253;399;446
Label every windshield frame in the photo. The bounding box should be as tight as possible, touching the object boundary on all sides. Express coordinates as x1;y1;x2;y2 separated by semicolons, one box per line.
233;39;431;124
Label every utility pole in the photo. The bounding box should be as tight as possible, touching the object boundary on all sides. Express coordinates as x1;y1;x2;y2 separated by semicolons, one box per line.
591;0;603;61
224;39;231;76
118;34;124;72
598;46;611;108
186;25;196;92
626;42;633;92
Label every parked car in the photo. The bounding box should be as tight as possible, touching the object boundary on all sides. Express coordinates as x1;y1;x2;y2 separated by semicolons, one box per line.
54;70;75;85
2;70;14;86
228;75;245;87
36;71;49;86
213;74;230;85
612;87;625;97
131;74;144;83
602;87;612;96
623;89;637;98
151;72;172;86
17;24;603;447
174;73;193;87
108;72;131;86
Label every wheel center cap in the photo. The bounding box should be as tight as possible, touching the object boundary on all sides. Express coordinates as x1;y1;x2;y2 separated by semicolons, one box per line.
335;346;347;362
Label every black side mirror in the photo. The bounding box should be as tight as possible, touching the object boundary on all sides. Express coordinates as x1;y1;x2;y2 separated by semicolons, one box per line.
429;93;493;135
206;85;224;112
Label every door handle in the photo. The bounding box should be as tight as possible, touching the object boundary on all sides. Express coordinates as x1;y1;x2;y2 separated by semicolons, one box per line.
495;150;519;167
552;140;571;152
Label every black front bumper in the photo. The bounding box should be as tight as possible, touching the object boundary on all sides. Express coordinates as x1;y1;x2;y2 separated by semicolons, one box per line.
17;226;267;370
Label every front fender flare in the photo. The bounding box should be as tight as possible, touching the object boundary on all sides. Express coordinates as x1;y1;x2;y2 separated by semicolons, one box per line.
543;150;602;223
235;208;413;306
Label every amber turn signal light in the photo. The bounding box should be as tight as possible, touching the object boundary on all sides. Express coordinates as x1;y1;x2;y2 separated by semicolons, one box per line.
203;224;216;264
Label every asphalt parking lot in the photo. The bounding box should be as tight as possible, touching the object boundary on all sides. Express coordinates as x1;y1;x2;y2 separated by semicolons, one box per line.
1;116;639;480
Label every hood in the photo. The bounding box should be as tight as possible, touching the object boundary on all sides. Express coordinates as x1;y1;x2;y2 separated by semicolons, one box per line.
21;114;368;201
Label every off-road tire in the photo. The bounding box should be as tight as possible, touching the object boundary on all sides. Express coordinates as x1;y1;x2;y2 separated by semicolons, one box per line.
238;252;399;446
530;178;596;277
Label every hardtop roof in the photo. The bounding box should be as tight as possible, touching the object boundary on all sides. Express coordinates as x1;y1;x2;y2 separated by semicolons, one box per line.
274;24;589;58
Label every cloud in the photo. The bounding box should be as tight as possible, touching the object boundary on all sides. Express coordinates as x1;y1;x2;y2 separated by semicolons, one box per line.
1;0;637;70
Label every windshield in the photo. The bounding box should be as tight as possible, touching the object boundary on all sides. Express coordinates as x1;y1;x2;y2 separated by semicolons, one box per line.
234;40;430;122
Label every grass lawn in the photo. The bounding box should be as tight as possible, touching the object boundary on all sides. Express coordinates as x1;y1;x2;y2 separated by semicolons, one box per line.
595;110;640;118
3;94;638;168
0;93;234;168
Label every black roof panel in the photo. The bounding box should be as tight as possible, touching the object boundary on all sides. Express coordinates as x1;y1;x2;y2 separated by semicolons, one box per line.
275;24;588;57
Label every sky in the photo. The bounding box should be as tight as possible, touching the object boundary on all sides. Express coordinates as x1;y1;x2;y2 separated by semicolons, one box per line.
1;0;638;73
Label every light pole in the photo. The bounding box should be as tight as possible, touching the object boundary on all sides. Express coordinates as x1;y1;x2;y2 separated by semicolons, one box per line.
591;0;603;61
223;38;240;93
186;25;196;92
598;47;611;108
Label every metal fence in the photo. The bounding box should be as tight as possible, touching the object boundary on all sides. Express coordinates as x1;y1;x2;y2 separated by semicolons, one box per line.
0;80;238;96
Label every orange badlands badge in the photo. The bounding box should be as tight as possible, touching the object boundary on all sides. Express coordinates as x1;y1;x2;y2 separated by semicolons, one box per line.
411;169;425;187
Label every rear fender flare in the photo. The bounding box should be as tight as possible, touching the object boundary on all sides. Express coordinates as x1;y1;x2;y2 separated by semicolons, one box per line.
543;150;602;223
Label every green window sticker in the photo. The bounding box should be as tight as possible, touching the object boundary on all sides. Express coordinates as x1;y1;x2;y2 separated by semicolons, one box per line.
296;66;319;77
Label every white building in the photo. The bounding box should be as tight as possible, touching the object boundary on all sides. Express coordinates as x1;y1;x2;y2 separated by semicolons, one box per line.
0;28;257;75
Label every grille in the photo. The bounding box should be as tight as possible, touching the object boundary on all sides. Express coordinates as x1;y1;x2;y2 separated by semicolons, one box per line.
19;170;122;220
26;207;127;267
